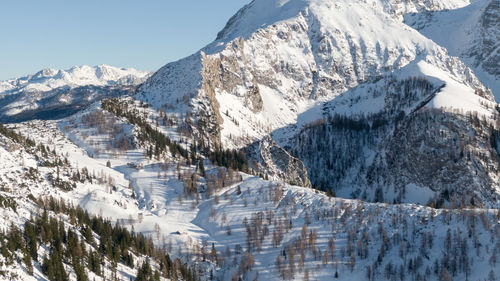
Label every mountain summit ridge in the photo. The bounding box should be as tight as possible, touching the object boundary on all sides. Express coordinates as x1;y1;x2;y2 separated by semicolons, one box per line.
0;64;150;95
215;0;472;42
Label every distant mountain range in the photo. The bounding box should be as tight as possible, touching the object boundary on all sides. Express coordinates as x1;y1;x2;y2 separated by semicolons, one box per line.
0;65;150;122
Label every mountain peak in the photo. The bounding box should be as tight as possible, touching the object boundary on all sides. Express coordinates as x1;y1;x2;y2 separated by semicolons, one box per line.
33;68;58;79
216;0;308;41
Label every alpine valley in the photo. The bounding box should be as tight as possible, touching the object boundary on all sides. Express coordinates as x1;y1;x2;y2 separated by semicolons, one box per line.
0;0;498;280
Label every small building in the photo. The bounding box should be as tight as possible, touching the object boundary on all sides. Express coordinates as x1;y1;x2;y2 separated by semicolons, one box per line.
127;162;143;170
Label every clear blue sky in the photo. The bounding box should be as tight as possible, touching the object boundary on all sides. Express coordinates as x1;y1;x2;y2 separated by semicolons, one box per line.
0;0;250;80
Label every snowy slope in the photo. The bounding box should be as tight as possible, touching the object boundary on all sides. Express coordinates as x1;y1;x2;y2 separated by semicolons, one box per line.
0;121;174;281
399;60;495;116
215;0;472;42
405;0;500;99
1;116;497;281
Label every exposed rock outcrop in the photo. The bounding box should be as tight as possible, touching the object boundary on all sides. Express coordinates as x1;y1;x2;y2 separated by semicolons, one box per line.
477;0;500;80
248;136;312;188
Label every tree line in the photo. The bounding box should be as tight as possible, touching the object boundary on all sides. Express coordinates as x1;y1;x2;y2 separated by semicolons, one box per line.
101;98;248;172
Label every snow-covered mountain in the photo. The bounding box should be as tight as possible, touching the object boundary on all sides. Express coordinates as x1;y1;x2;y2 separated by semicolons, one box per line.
1;65;149;93
0;65;150;122
0;0;498;280
137;0;499;207
138;0;490;149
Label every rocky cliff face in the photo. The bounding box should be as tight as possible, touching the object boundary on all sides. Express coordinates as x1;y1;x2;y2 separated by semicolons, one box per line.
476;0;500;81
382;110;500;207
247;136;312;188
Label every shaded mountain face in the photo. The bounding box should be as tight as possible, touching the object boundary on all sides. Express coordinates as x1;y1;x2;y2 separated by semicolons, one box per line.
0;65;150;122
137;0;499;207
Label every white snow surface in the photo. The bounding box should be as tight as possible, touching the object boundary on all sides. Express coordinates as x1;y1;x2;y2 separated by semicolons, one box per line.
399;60;496;117
0;120;168;281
